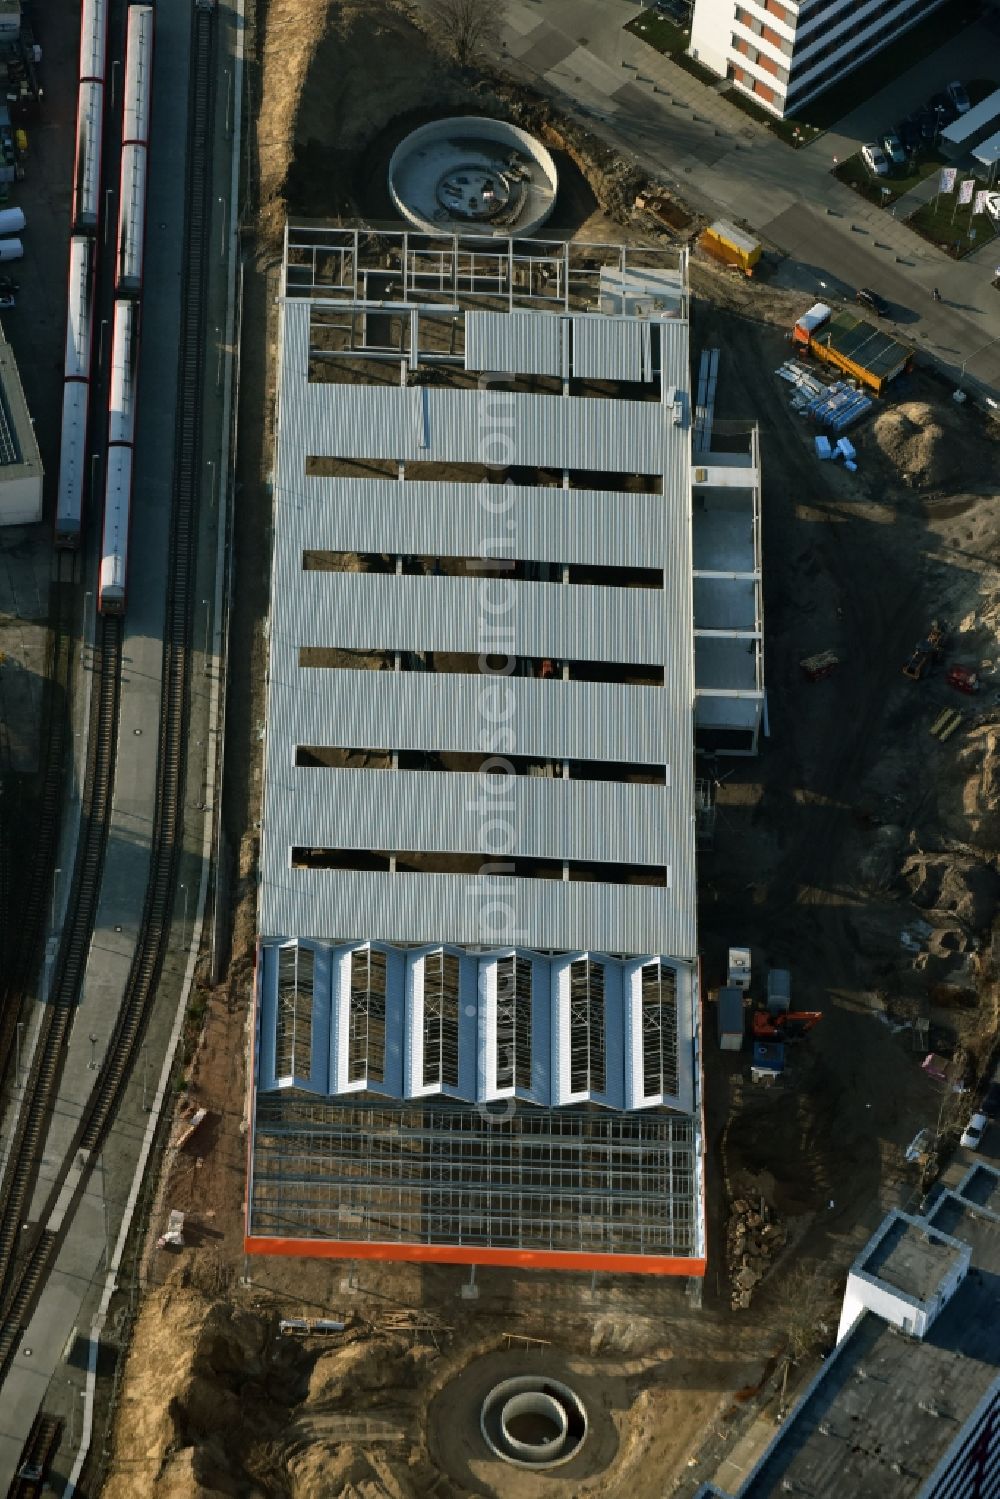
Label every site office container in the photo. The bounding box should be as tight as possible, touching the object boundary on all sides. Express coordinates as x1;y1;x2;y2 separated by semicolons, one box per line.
699;219;762;277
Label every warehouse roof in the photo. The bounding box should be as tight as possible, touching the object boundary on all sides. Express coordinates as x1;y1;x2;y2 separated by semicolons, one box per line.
247;227;707;1269
261;227;697;958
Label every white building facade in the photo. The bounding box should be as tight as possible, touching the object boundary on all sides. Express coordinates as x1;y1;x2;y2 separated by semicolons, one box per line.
688;0;949;119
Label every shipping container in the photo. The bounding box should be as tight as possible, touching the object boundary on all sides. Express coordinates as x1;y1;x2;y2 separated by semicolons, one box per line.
717;986;744;1050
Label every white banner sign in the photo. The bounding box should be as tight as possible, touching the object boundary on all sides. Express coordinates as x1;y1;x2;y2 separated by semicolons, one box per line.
958;177;975;206
939;167;958;193
974;189;992;215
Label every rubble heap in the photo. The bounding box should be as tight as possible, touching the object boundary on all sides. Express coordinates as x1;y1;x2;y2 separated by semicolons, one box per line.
727;1197;787;1310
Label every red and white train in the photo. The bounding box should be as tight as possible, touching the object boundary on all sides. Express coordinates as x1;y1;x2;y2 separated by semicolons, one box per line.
100;2;154;613
56;0;154;613
55;0;107;546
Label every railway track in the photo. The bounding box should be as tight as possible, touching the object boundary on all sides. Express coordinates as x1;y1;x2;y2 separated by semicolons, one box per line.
6;1411;63;1499
0;554;77;1083
0;2;217;1390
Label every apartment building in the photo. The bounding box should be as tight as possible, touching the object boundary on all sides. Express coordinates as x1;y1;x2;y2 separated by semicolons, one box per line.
688;0;949;119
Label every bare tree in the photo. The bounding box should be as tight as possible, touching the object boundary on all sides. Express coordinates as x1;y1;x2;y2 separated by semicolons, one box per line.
426;0;505;67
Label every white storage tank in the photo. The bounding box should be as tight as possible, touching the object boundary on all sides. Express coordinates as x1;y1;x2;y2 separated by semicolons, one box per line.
0;207;25;236
0;239;23;262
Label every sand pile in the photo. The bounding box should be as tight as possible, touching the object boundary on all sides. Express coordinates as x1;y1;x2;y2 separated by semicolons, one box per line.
869;402;953;489
900;852;1000;932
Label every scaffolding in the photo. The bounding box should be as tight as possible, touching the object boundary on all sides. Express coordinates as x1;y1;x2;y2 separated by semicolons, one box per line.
248;1093;699;1259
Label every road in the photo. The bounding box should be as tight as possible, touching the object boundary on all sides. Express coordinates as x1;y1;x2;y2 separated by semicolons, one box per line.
497;0;1000;397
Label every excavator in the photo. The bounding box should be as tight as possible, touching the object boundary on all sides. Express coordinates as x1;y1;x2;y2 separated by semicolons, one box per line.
752;1010;823;1042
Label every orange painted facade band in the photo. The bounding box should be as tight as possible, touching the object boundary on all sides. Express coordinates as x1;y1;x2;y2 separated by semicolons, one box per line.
245;1236;707;1277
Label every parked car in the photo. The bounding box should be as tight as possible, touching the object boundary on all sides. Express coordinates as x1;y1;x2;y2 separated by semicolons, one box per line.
960;1111;988;1149
882;130;907;167
982;1080;1000;1119
930;91;957;126
914;105;937;142
898;116;921;152
856;287;889;317
861;143;889;177
947;80;971;114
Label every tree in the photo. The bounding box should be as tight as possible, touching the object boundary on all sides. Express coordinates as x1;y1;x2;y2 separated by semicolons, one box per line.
426;0;505;68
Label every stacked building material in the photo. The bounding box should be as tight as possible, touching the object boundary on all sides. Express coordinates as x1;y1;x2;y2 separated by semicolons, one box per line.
803;379;873;432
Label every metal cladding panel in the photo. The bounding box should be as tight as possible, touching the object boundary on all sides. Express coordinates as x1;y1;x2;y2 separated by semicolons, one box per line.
283;304;665;473
56;382;89;534
100;446;132;604
79;0;108;81
122;4;154;144
264;769;674;867
277;570;663;663
73;81;103;229
64;236;95;382
108;298;140;447
284;477;666;569
260;870;694;961
464;309;563;375
116;144;147;294
571;316;651;382
265;657;670;764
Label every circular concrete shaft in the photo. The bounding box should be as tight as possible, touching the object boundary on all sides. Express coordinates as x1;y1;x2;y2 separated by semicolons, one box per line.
480;1375;587;1469
500;1392;568;1462
388;117;558;237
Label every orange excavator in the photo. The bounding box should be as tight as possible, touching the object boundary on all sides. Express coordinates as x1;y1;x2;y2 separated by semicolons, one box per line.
752;1010;823;1042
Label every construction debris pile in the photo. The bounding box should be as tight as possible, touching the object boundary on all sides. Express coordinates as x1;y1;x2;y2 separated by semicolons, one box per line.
727;1197;787;1310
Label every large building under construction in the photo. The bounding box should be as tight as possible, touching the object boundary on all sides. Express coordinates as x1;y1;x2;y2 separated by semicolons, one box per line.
245;226;764;1276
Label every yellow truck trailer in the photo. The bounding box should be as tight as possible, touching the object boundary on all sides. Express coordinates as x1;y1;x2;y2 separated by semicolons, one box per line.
698;219;762;277
797;307;913;395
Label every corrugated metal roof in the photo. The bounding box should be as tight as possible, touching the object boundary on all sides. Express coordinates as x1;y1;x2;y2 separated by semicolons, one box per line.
262;255;696;961
260;864;693;960
571;316;651;381
279;477;666;568
264;661;672;763
285;304;665;472
273;570;664;661
465;309;562;374
264;769;674;866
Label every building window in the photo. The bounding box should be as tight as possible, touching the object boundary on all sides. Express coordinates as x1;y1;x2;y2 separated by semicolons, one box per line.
347;945;387;1084
764;0;791;22
753;79;777;102
759;52;779;75
495;955;533;1090
641;962;678;1097
569;958;606;1094
423;949;461;1089
275;942;314;1080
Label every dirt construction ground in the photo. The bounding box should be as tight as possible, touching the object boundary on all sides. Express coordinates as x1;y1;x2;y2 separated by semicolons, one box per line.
101;2;1000;1495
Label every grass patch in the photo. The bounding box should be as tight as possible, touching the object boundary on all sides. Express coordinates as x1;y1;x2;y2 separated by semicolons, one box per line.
625;12;689;57
833;149;946;206
906;198;998;260
787;0;982;132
